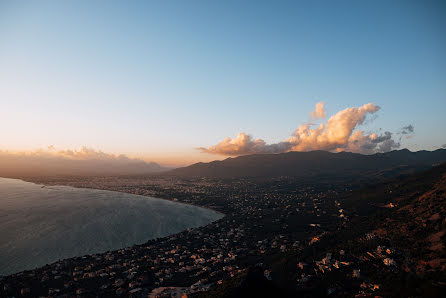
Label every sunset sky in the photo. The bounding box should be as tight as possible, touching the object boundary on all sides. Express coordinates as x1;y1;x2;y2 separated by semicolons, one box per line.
1;0;445;166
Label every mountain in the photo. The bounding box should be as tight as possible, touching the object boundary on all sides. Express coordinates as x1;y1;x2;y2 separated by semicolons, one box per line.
0;155;167;177
167;149;446;180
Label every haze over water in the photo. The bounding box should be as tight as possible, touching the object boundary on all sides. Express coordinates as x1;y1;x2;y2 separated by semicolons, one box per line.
0;178;223;276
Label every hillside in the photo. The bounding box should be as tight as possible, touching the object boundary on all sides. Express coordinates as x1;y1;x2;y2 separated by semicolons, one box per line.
168;149;446;180
200;163;446;297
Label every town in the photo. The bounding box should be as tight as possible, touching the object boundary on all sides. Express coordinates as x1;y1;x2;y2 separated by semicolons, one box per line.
1;173;422;297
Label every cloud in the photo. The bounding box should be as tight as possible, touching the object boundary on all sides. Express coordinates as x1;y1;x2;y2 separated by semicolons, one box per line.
0;147;164;176
199;102;402;156
396;124;415;141
345;131;400;154
401;125;414;134
197;133;292;156
286;102;380;152
310;102;326;120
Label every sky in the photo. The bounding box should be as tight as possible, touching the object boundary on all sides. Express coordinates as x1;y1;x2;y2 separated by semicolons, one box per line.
1;0;445;166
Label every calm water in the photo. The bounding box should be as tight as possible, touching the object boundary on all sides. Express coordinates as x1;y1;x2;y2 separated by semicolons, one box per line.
0;178;223;275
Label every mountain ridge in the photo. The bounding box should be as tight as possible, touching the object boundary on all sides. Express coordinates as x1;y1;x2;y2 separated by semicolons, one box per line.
167;149;446;179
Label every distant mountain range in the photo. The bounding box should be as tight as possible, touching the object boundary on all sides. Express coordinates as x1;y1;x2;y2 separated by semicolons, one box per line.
0;155;166;177
3;148;445;179
167;149;446;180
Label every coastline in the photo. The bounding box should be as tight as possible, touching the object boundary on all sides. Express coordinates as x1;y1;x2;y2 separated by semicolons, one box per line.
1;173;333;297
0;176;224;276
14;176;225;217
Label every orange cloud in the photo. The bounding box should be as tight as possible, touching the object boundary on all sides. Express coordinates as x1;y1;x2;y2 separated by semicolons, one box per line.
0;147;164;176
310;102;326;120
199;102;401;156
197;133;292;156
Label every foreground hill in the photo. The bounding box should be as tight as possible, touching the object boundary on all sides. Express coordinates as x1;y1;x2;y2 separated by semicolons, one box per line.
168;149;446;180
1;160;444;297
201;163;446;297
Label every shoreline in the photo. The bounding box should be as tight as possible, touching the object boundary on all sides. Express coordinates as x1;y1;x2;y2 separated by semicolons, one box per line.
0;176;225;277
9;176;225;217
1;173;338;297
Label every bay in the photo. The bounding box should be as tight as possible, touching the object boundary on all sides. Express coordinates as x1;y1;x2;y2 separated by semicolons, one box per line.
0;178;223;275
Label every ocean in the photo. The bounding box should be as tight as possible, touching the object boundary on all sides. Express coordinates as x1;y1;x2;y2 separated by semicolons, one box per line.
0;178;223;275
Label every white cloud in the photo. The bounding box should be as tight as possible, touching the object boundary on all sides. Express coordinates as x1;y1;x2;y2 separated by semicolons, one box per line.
199;102;401;156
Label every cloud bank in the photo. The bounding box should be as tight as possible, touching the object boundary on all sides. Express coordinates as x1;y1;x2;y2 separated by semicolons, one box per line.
199;102;412;156
0;147;165;176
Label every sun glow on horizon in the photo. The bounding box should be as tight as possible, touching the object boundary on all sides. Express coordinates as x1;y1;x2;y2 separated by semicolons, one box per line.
1;1;445;165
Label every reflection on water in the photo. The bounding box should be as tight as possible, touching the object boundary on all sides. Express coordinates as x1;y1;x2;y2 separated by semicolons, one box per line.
0;178;223;275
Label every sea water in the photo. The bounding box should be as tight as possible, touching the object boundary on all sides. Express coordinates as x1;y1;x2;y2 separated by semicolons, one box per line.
0;178;223;275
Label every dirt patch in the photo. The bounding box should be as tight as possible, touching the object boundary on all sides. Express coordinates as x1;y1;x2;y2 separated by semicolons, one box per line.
428;213;441;221
373;228;387;237
427;231;445;243
428;258;446;269
430;242;444;252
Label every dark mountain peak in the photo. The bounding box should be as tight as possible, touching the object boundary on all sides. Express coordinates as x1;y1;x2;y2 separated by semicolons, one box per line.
167;149;446;179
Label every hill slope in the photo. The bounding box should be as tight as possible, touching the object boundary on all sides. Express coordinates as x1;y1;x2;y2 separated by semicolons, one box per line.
201;163;446;297
168;149;446;179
